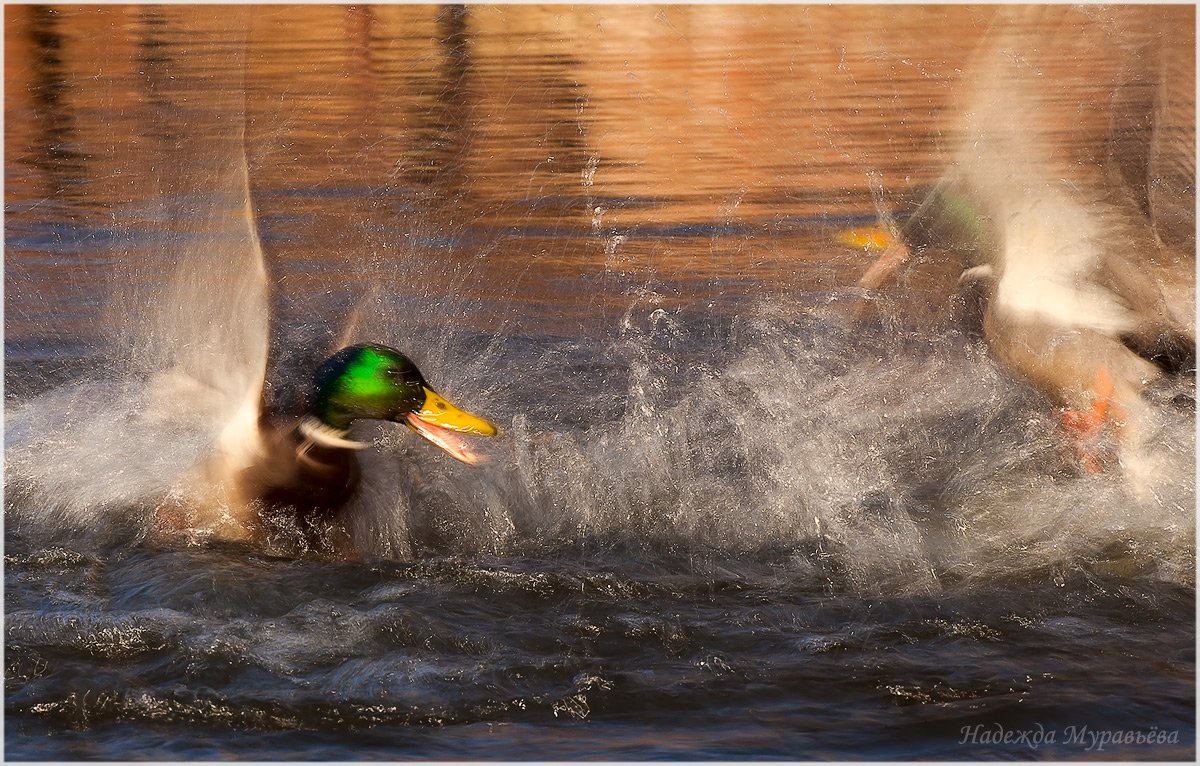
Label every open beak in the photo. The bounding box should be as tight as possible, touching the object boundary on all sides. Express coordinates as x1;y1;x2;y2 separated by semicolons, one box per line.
404;387;498;465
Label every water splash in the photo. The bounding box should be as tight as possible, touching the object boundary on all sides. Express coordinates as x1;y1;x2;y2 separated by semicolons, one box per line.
5;6;1194;596
176;254;1190;588
387;297;1195;593
7;185;1194;595
6;23;270;545
15;197;1192;590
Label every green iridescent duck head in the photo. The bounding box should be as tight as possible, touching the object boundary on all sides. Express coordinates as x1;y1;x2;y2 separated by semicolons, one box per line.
305;343;497;464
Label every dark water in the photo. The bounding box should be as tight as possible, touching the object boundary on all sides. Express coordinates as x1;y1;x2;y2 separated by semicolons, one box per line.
4;5;1195;761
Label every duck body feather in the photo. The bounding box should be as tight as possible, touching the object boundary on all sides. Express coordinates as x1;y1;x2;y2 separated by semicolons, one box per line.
245;423;362;528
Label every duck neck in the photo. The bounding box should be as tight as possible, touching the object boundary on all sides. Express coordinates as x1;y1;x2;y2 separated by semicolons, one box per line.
297;413;369;451
312;400;355;432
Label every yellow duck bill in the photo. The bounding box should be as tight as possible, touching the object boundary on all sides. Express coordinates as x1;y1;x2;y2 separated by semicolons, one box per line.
404;388;498;464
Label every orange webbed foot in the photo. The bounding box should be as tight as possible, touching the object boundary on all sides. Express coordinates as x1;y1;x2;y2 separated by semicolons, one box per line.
1057;367;1119;473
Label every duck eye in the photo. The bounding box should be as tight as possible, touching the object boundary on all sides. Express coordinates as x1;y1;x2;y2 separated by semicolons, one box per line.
386;365;422;388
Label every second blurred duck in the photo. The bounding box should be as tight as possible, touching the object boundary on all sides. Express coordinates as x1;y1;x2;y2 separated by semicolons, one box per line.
858;6;1195;491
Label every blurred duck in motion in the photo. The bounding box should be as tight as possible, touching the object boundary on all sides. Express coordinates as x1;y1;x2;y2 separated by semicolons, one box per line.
858;6;1195;491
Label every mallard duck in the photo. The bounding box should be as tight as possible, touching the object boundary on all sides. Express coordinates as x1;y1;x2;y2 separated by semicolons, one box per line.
860;184;1193;490
172;343;497;546
912;184;1183;403
857;10;1195;490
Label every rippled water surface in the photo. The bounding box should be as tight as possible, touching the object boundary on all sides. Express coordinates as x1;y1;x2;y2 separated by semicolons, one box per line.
5;5;1195;761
